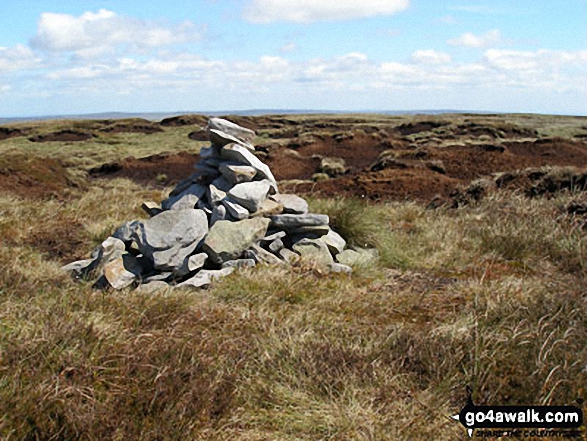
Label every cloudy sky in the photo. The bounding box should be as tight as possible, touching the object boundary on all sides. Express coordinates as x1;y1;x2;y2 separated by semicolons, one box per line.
0;0;586;116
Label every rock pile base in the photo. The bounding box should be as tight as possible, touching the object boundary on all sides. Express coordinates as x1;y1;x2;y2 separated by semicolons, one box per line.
64;118;371;290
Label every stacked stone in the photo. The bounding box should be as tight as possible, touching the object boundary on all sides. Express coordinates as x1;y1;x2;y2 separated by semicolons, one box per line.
64;118;366;291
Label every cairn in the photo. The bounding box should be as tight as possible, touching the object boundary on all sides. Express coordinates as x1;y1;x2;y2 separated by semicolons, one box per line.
63;118;368;291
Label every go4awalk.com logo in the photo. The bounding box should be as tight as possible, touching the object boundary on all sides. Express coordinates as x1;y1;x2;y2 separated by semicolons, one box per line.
451;388;584;438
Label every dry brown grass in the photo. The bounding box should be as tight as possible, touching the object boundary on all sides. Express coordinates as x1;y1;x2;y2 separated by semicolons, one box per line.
0;115;586;440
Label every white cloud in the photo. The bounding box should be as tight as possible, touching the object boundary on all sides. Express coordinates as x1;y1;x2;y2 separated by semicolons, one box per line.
0;45;41;73
411;50;452;65
30;9;202;54
243;0;410;23
448;29;502;48
280;43;296;52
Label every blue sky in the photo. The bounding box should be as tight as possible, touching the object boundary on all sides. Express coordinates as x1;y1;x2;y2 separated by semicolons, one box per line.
0;0;586;116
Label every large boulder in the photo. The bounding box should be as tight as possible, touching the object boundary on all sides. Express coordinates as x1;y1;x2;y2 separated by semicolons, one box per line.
220;144;277;192
202;218;270;264
132;209;208;271
228;180;272;212
292;238;334;266
271;194;308;214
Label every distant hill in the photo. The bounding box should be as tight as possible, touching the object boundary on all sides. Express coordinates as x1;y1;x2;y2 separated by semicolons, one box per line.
0;109;501;124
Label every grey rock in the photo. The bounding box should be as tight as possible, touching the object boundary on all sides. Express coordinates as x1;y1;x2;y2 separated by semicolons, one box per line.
210;204;227;226
321;229;346;255
228;180;272;212
141;201;162;217
222;198;249;220
328;263;353;274
220;144;277;192
336;248;378;267
162;183;207;210
208;184;226;205
175;252;208;277
202;157;222;168
112;221;140;244
268;238;284;254
87;237;127;277
177;267;235;288
103;254;144;290
219;163;257;185
246;244;284;265
271;194;308;215
132;209;208;271
260;231;286;244
202;218;270;264
209;129;255;151
62;259;94;279
168;193;199;211
222;259;256;269
292;238;334;266
289;225;331;238
270;214;329;230
250;198;283;218
278;248;299;263
207;118;256;144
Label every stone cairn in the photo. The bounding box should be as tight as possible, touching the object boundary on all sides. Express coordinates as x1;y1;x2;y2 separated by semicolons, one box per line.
63;118;368;292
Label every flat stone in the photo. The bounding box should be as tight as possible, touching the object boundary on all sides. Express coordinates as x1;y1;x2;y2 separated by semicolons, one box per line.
132;209;208;271
245;244;284;265
141;201;162;217
270;214;329;230
289;225;331;238
207;118;256;144
271;194;308;214
250;199;283;218
220;144;277;192
103;254;144;290
321;229;346;255
202;218;270;264
209;129;255;151
278;248;299;263
293;238;334;266
222;198;249;220
219;163;257;185
167;193;199;211
268;238;284;254
177;267;235;289
260;231;286;244
62;259;94;279
228;180;272;212
210;204;227;226
328;263;352;274
336;248;378;267
222;259;256;269
162;183;207;211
